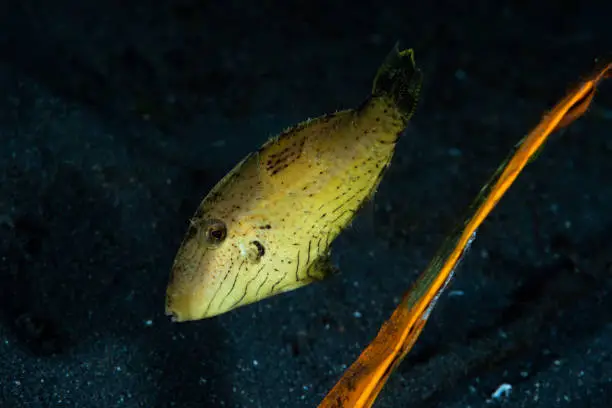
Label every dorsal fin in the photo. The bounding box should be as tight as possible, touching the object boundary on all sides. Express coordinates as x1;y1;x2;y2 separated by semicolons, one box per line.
260;122;309;176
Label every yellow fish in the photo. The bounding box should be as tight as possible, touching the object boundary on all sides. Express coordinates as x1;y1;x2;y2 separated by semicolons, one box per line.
166;45;422;321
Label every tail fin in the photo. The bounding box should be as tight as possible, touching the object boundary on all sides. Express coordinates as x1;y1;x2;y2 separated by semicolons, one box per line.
372;43;422;117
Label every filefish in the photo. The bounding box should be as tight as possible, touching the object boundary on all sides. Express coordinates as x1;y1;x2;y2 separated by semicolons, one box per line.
166;45;422;321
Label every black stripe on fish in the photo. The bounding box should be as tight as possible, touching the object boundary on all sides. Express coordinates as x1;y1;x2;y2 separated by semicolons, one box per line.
255;268;270;298
219;259;247;310
229;264;266;310
270;267;285;293
294;250;301;282
306;240;312;266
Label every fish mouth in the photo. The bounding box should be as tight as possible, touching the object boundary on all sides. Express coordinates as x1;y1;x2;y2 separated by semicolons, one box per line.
165;282;212;322
165;261;204;322
164;301;181;323
165;292;195;322
164;295;181;322
165;256;224;321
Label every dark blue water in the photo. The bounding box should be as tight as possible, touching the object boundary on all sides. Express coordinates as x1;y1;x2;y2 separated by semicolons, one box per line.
1;1;611;407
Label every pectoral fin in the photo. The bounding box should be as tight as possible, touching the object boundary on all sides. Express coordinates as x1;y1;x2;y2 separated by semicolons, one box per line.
305;252;340;281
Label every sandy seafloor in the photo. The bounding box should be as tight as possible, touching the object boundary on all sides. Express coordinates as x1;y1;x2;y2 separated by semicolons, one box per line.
1;1;611;407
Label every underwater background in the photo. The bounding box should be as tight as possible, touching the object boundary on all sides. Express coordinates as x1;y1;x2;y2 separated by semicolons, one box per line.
1;0;611;407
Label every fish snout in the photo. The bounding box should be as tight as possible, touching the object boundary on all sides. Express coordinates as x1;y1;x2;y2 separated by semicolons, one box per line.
165;288;201;322
165;266;208;322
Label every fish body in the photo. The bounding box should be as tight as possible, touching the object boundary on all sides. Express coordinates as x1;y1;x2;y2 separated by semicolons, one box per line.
166;46;422;321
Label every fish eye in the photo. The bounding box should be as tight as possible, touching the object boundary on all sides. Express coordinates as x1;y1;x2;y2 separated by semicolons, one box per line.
204;219;227;246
